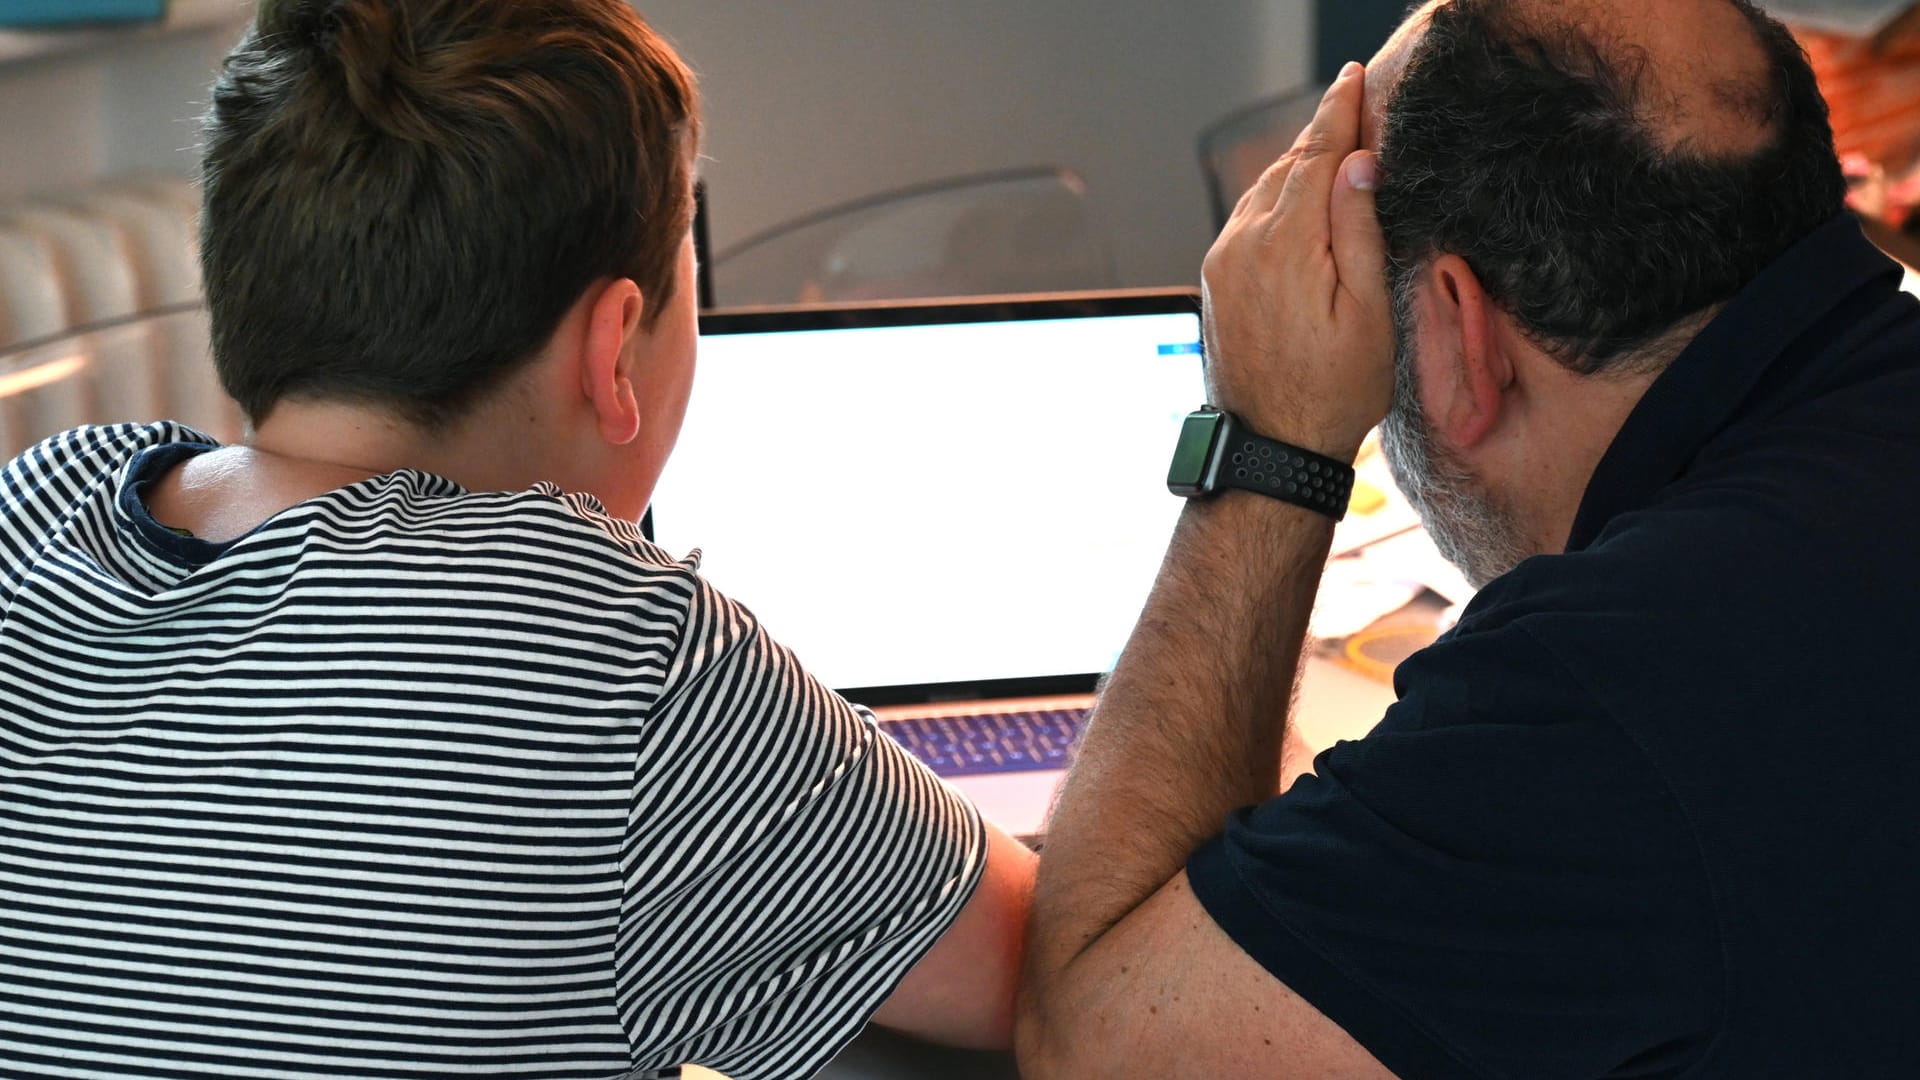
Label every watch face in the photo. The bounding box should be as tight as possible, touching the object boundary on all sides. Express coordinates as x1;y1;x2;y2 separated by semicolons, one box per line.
1167;410;1225;495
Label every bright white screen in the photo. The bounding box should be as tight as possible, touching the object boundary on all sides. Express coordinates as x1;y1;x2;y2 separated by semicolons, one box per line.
650;310;1202;691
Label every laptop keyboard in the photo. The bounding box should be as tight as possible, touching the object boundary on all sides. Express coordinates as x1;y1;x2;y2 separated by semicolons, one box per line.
881;708;1090;778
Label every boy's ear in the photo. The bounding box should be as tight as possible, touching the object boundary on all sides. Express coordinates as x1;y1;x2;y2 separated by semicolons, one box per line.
579;278;647;446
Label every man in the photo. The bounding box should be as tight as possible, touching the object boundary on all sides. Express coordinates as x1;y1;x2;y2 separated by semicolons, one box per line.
0;2;1031;1078
1021;0;1920;1076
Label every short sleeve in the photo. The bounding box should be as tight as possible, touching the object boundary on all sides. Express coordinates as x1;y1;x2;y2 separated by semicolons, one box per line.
1187;626;1720;1080
616;576;986;1079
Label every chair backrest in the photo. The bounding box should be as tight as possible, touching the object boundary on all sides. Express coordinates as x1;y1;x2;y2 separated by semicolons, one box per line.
65;188;202;309
0;178;240;457
710;167;1118;307
5;204;142;326
0;223;69;349
6;202;192;438
0;328;93;459
0;306;239;458
1198;86;1327;231
66;186;214;430
111;174;202;235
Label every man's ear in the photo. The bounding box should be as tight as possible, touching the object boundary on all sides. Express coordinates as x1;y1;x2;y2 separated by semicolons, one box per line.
1420;254;1513;449
579;278;648;446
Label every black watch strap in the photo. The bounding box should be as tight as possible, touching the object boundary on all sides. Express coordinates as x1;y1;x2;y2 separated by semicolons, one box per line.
1218;422;1355;521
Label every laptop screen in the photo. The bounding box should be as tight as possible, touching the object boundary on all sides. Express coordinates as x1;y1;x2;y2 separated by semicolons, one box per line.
648;291;1204;701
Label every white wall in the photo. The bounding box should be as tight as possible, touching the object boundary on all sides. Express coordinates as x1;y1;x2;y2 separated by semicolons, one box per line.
645;0;1315;289
0;20;241;200
0;1;1314;289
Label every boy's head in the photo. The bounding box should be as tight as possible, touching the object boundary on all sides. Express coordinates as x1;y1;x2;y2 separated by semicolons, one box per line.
200;0;699;430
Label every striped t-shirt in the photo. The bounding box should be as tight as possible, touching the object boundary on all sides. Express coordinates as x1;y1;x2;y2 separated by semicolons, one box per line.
0;423;985;1080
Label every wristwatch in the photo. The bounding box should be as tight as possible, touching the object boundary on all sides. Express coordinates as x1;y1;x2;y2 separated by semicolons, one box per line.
1166;406;1355;520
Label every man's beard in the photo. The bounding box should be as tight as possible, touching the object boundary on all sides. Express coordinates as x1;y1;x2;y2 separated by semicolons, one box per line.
1378;277;1535;590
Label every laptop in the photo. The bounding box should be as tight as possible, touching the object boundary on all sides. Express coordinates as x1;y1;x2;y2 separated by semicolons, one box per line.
647;289;1205;839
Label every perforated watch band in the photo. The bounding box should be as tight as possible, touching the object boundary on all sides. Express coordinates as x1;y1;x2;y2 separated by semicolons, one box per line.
1218;424;1355;521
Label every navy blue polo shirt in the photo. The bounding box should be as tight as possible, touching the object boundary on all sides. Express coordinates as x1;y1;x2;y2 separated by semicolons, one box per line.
1188;215;1920;1079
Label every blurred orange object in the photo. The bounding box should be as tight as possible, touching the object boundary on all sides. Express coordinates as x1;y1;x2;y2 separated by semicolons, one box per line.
1799;22;1920;217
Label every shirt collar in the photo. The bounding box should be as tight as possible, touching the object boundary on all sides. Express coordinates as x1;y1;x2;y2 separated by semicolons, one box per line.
1566;214;1904;551
116;441;231;570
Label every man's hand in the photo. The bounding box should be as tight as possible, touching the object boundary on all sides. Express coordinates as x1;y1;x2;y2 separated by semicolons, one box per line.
1017;62;1398;1079
1201;62;1394;463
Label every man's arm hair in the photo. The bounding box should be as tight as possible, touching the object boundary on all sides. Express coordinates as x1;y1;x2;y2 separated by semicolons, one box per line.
1015;498;1391;1077
1015;65;1399;1078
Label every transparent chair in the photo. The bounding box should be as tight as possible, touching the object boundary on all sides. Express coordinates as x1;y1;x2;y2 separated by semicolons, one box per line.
66;186;202;310
1198;86;1327;231
0;177;212;448
709;167;1118;307
0;222;67;349
4;204;170;431
87;181;216;438
0;305;241;459
6;204;142;325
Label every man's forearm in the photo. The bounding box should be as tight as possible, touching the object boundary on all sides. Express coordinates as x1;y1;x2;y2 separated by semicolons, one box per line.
1019;60;1391;1072
1027;491;1333;984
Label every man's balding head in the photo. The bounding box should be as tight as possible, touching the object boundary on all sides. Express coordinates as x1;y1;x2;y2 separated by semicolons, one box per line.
1370;0;1844;373
1366;0;1784;160
1491;0;1776;153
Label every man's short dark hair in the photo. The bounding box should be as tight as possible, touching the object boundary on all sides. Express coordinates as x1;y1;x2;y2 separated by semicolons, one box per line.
1375;0;1845;374
201;0;699;428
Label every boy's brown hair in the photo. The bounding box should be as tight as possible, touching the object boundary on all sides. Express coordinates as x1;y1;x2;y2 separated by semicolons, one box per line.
200;0;699;428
